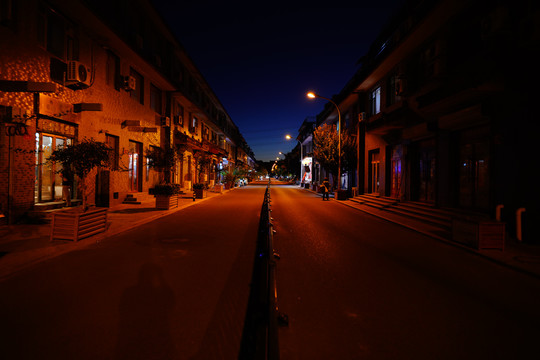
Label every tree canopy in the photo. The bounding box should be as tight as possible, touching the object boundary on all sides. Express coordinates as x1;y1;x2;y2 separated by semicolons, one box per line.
313;123;356;183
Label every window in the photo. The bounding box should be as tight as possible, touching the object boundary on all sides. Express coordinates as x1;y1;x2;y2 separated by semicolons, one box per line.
38;4;78;60
173;101;184;127
370;86;381;115
105;134;119;170
189;114;198;134
106;51;120;90
130;68;144;104
1;0;16;29
150;84;162;114
387;75;397;107
202;124;209;141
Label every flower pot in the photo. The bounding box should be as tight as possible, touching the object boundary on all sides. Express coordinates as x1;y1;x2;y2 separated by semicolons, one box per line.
194;188;204;199
156;195;178;210
50;207;108;241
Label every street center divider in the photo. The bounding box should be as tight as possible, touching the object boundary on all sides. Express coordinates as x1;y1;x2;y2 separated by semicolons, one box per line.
239;180;284;360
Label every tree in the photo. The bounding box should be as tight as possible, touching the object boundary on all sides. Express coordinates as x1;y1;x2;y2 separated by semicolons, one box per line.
313;123;356;188
145;146;178;184
48;138;111;211
194;153;212;184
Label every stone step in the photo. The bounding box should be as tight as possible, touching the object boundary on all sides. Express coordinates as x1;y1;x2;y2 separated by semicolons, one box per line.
350;194;398;209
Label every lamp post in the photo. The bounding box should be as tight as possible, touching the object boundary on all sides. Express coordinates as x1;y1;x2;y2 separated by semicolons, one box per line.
307;92;342;191
285;134;303;184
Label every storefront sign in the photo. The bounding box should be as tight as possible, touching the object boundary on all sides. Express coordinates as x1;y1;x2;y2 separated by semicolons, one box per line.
37;118;76;137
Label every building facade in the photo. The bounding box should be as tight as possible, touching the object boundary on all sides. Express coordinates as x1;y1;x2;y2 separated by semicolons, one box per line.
313;0;539;241
0;0;254;223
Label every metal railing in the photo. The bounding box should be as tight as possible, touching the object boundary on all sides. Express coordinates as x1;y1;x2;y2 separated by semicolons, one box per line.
239;181;281;359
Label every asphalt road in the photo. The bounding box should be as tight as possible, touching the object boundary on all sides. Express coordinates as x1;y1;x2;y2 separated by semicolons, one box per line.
271;185;540;360
0;185;267;360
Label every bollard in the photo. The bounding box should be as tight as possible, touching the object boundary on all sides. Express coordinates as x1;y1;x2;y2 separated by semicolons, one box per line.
193;191;196;201
516;208;526;242
496;204;504;222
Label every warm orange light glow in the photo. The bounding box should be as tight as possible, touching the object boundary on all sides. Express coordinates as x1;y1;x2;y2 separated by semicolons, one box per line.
307;92;316;99
285;134;292;140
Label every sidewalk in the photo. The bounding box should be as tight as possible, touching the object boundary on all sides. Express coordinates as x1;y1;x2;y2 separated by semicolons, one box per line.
0;189;228;280
301;186;540;280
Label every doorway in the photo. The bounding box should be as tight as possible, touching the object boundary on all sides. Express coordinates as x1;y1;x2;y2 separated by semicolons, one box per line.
411;138;436;203
458;128;490;210
368;149;380;194
35;133;72;202
128;140;142;192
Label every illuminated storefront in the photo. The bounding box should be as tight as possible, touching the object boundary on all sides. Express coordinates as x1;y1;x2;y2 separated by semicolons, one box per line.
34;118;77;203
301;156;312;183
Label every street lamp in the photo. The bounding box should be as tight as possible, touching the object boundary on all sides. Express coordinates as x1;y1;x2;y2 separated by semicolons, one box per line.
307;91;342;191
285;134;303;185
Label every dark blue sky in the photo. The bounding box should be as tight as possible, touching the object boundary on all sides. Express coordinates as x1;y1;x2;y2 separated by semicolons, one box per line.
150;3;404;161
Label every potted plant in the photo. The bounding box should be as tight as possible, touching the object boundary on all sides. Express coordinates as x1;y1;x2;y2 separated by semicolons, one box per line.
153;183;181;210
193;183;206;199
47;138;111;241
146;146;182;209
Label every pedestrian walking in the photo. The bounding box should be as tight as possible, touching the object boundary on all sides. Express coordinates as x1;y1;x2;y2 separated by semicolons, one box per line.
61;167;73;207
322;177;331;201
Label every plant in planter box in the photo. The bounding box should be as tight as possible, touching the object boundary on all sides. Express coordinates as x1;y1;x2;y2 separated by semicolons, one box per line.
153;183;181;209
193;183;207;199
47;138;111;241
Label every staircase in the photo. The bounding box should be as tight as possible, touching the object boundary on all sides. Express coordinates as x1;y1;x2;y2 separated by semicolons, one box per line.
28;200;82;223
122;194;142;205
348;194;453;240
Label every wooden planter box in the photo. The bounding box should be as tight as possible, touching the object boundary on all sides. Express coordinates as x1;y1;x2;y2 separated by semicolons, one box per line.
156;195;178;210
50;207;108;242
452;219;505;250
194;188;204;199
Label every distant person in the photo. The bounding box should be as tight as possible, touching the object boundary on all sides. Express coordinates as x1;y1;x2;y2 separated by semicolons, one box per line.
61;168;73;207
322;178;331;201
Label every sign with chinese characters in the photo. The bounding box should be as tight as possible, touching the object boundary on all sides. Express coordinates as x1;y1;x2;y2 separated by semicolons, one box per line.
38;119;76;137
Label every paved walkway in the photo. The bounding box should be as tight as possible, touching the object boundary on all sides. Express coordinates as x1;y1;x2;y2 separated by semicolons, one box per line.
301;186;540;280
0;188;228;280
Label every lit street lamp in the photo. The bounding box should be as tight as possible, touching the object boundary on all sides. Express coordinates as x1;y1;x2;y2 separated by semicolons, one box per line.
307;91;342;191
285;134;303;184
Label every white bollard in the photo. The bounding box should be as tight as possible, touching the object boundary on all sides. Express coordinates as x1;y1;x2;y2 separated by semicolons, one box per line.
516;208;526;242
496;204;504;222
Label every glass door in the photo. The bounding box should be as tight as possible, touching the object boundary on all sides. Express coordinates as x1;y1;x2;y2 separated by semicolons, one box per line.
128;141;142;192
35;133;72;202
369;150;380;194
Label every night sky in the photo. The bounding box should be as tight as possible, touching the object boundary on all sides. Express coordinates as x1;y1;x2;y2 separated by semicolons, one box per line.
150;2;405;161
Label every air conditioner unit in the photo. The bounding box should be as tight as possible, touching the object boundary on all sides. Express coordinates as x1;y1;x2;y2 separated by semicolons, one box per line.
66;61;91;87
123;75;136;91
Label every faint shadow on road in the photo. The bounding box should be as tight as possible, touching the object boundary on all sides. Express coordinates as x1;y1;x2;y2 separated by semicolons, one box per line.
115;262;178;360
111;207;160;214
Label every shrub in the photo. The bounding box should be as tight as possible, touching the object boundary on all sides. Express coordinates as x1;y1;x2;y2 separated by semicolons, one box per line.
153;183;181;196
